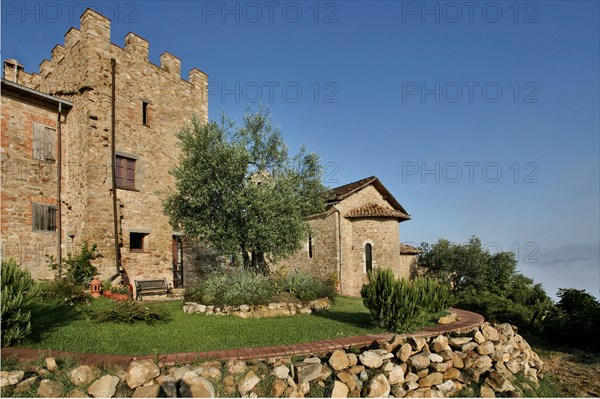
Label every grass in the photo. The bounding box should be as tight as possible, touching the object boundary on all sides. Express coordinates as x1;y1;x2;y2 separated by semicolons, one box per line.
21;295;394;355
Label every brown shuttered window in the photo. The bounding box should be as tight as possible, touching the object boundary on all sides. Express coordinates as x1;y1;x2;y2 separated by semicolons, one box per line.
32;202;57;231
116;155;136;190
32;122;56;161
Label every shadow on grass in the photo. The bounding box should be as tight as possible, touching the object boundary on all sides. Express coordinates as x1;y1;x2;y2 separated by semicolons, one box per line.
311;309;376;330
26;300;82;343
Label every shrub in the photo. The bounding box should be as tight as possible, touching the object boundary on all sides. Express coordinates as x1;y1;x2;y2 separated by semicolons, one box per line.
183;269;335;306
361;269;451;332
39;279;90;305
543;288;600;352
87;301;169;324
285;271;336;302
50;242;99;285
1;258;37;346
185;269;277;306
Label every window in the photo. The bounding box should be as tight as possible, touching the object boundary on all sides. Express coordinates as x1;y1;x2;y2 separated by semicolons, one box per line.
130;232;147;251
32;122;56;161
142;102;149;125
308;235;313;258
115;155;136;189
365;243;373;274
32;202;57;231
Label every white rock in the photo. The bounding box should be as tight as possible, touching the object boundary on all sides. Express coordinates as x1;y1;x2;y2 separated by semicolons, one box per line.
330;380;349;397
45;357;58;372
272;365;290;379
365;374;390;397
180;372;215;397
359;351;383;369
69;365;99;387
238;370;260;395
388;365;405;385
428;353;444;363
0;370;24;387
126;360;160;388
87;375;119;398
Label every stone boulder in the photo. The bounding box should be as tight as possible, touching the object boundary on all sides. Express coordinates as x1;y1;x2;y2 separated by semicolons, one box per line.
365;374;390;398
126;360;160;388
388;365;405;385
330;380;349;397
359;351;383;369
156;375;177;398
397;343;413;362
38;379;64;398
407;353;430;371
45;357;59;372
272;365;290;379
180;372;215;398
69;365;100;387
0;370;24;387
430;335;450;352
87;375;119;398
132;384;161;398
238;370;260;395
294;361;322;384
226;360;247;375
329;350;351;371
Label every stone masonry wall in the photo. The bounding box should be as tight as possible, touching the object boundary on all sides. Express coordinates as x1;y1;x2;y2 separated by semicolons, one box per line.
272;210;339;281
2;9;209;288
0;92;65;279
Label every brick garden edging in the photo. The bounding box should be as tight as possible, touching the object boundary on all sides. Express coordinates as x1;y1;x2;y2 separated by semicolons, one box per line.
1;308;483;367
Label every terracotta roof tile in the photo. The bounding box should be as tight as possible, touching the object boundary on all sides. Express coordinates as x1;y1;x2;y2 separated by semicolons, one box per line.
346;203;410;220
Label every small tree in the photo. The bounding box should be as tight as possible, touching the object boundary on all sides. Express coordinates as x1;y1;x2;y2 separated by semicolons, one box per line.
164;108;328;273
51;242;99;284
1;258;37;346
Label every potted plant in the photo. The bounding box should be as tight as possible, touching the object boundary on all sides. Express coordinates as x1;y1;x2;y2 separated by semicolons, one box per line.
111;285;129;301
102;280;112;298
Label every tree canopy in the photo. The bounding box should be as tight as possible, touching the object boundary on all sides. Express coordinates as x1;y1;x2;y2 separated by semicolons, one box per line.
418;236;554;331
164;108;328;273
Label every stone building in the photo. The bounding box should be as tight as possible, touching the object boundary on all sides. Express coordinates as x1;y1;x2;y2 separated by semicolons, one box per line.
275;176;421;297
1;9;210;289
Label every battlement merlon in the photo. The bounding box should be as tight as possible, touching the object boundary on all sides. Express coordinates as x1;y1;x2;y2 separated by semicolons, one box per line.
2;8;208;89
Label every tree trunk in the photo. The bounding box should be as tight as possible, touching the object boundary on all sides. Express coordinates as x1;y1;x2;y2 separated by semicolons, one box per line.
242;250;251;271
251;250;269;275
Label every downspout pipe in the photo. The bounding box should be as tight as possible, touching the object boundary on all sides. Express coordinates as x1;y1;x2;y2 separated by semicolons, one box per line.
333;205;343;293
110;58;122;277
56;103;62;276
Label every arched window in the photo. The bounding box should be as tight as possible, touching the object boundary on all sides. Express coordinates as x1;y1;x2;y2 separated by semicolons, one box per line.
365;243;372;274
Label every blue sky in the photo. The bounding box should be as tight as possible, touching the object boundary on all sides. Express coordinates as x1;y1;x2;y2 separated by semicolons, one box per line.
2;0;599;299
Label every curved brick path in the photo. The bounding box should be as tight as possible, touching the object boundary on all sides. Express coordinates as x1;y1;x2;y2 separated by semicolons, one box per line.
2;308;483;367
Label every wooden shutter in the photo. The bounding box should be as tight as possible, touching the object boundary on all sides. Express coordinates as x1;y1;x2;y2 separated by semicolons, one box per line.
48;206;57;231
115;156;124;187
32;123;44;160
126;158;135;188
44;126;56;161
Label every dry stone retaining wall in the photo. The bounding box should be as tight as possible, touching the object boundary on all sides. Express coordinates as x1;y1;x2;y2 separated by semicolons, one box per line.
1;321;543;397
182;298;331;318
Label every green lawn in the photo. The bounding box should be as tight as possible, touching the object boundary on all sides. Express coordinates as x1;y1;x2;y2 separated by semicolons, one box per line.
23;296;387;355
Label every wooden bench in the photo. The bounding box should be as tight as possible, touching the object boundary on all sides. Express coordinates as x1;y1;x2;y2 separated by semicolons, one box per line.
134;279;172;301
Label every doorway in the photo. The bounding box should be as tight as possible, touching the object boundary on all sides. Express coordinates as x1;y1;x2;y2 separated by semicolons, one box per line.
172;235;184;288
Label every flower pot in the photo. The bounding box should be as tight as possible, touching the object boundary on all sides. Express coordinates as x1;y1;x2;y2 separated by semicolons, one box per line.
112;293;128;301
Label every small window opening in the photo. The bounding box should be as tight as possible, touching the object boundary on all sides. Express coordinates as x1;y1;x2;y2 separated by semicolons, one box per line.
130;232;147;251
308;235;313;258
142;102;149;125
365;243;373;274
